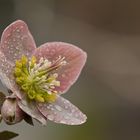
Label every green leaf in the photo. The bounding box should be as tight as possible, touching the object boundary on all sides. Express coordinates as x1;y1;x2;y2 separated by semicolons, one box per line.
0;131;18;140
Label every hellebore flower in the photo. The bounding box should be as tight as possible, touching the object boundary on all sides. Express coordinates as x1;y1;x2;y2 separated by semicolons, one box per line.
0;20;87;125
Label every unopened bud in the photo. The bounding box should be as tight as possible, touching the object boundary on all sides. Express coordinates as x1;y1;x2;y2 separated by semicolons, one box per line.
1;98;24;125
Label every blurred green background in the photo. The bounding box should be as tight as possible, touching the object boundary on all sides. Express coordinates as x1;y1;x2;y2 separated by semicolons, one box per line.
1;0;140;140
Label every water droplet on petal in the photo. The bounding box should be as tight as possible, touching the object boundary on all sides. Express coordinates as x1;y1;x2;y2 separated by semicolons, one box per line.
55;105;62;111
71;109;75;113
47;106;51;109
16;29;20;32
70;122;74;125
47;114;54;121
64;115;69;120
69;113;73;117
54;112;57;115
60;120;66;124
50;49;55;55
75;113;79;117
62;74;66;78
64;105;68;109
20;26;24;29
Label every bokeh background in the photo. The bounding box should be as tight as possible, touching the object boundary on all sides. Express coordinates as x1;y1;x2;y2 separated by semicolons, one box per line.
0;0;140;140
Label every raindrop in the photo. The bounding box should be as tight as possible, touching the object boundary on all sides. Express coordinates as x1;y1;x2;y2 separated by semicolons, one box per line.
53;112;57;115
64;105;68;109
62;74;66;78
20;26;24;29
43;104;48;108
75;113;79;118
60;120;66;124
38;103;43;107
7;33;10;37
50;107;55;111
55;105;62;111
69;113;73;117
50;49;55;55
21;36;25;40
21;100;27;105
70;122;74;125
17;35;21;38
71;109;75;113
47;114;54;121
47;106;51;109
6;70;9;74
16;29;20;32
64;115;69;120
45;48;49;52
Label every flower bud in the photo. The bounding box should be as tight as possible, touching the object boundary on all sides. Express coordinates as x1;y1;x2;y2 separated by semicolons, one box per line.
1;98;24;125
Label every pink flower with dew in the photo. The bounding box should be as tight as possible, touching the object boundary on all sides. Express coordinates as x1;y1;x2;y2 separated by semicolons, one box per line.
0;20;87;125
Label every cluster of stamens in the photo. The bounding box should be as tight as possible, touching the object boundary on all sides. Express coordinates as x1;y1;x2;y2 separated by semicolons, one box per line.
14;55;66;103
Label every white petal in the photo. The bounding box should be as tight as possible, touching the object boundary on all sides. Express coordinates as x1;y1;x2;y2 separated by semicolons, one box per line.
37;96;87;125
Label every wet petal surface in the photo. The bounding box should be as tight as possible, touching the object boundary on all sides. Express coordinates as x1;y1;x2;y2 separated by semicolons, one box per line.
37;96;87;125
0;51;15;90
33;42;87;94
0;20;36;63
18;98;47;125
0;51;23;98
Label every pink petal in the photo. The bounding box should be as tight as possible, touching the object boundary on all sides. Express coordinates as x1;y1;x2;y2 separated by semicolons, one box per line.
37;96;87;125
0;51;23;99
0;20;36;64
0;51;14;90
18;98;47;125
33;42;87;94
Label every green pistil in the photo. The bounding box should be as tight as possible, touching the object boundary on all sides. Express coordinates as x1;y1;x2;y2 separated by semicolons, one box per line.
14;55;62;103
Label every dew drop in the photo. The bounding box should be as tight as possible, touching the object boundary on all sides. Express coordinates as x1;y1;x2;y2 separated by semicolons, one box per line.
47;106;51;109
50;49;55;55
64;105;68;109
54;112;57;115
75;113;79;117
17;35;20;38
60;120;66;124
71;109;75;113
45;48;49;52
70;122;74;125
69;113;73;117
62;74;66;78
64;115;69;120
22;100;27;105
50;107;55;111
47;114;54;120
38;103;43;107
7;33;10;37
55;105;62;111
21;36;25;40
16;29;20;32
20;26;24;29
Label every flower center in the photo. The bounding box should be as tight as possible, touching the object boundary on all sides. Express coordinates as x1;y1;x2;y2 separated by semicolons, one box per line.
14;55;66;103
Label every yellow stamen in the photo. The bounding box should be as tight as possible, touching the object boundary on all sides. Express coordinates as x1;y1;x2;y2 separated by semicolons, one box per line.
14;55;65;103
